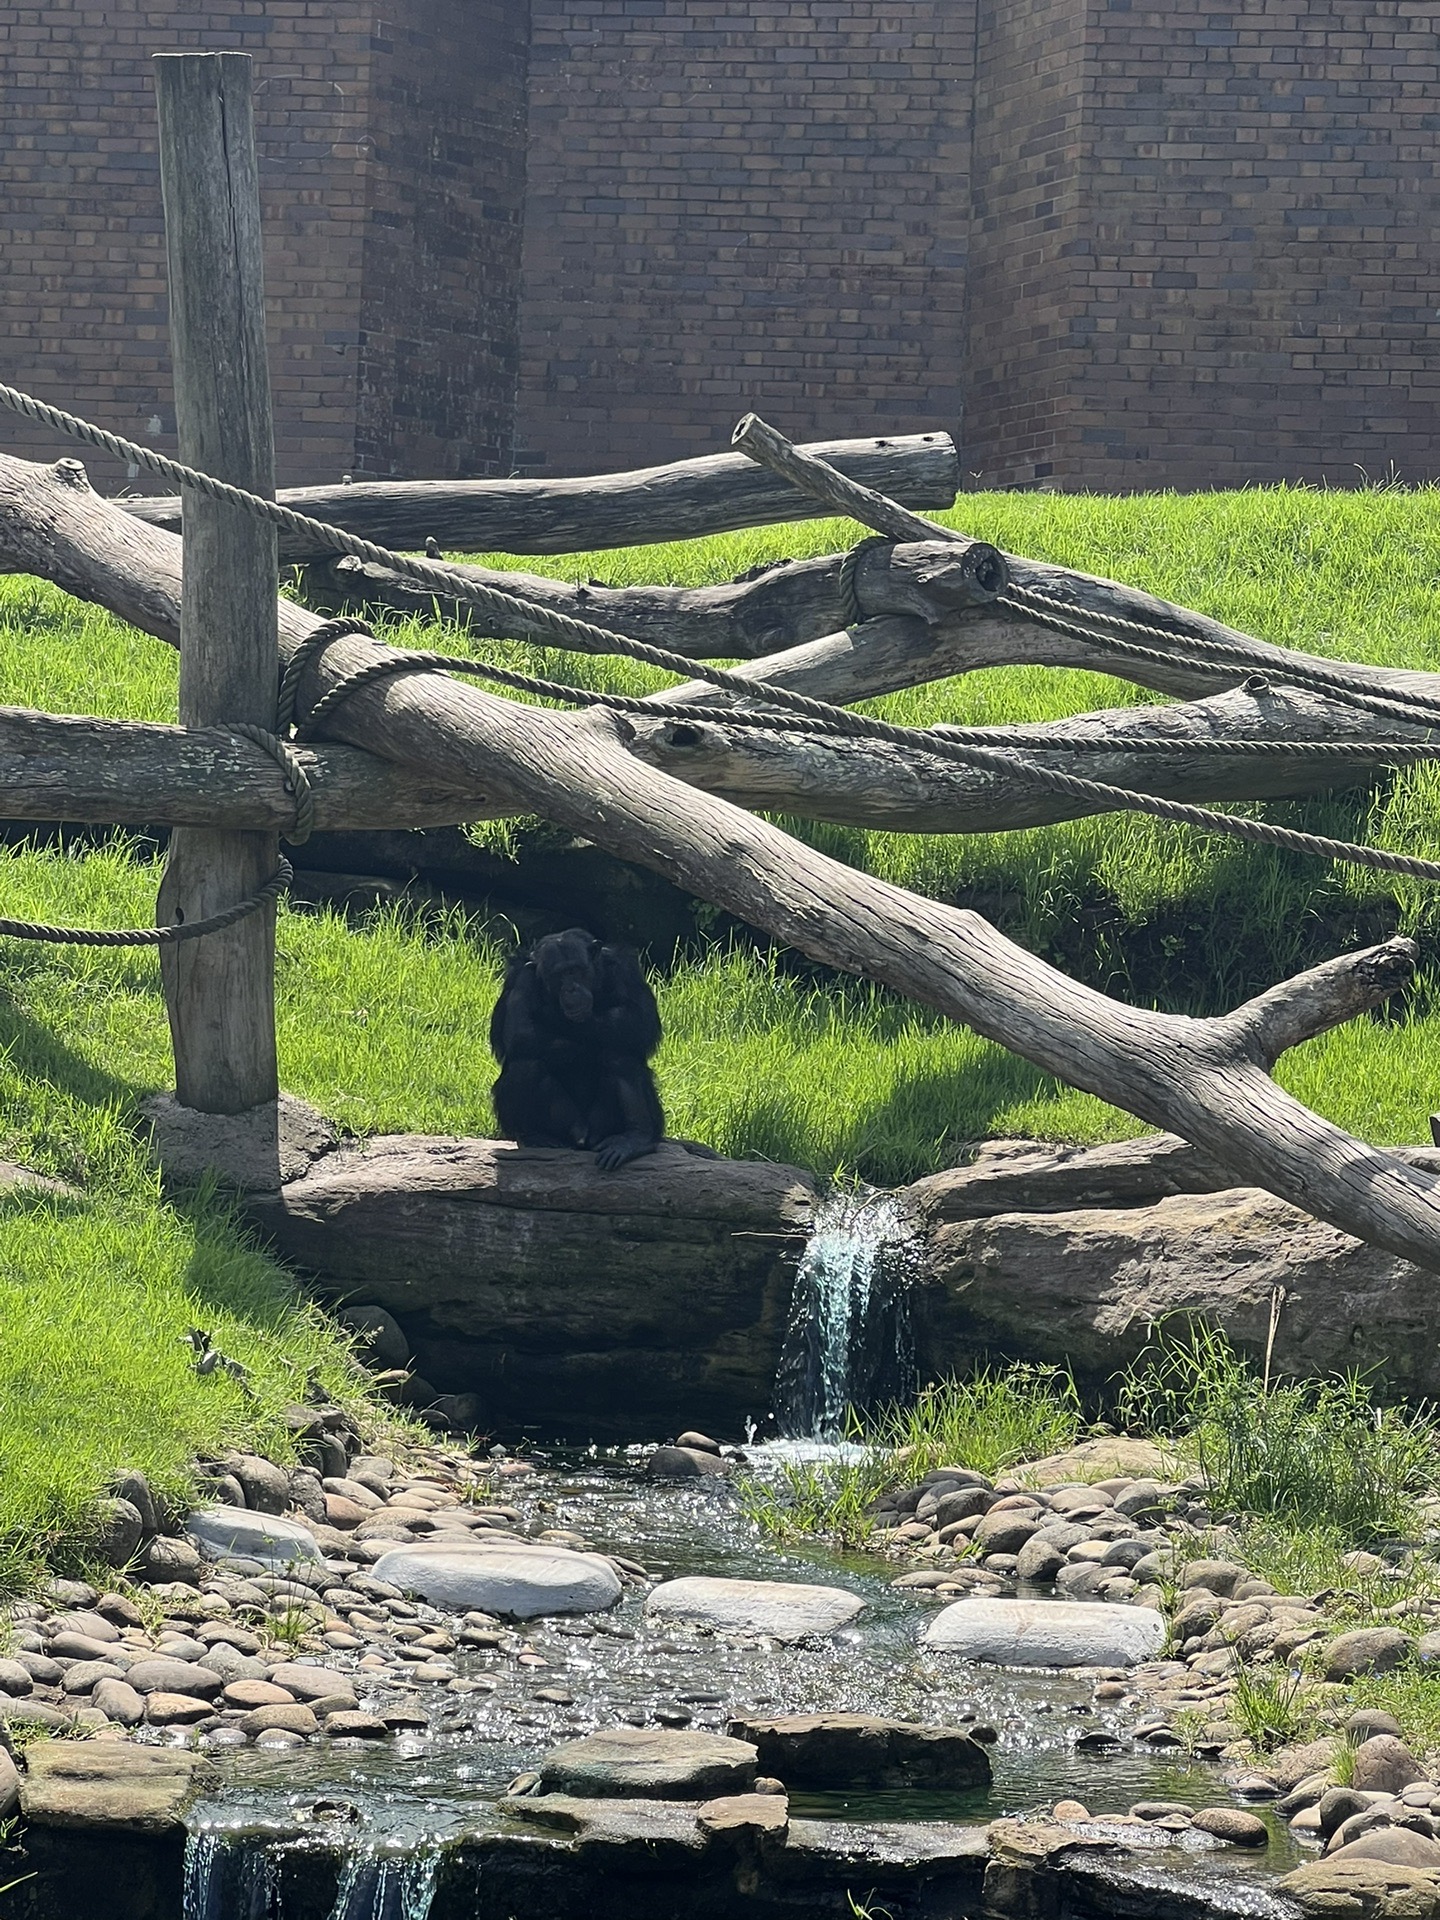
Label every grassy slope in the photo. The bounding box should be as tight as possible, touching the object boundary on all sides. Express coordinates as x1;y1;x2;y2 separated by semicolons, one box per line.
2;484;1440;1552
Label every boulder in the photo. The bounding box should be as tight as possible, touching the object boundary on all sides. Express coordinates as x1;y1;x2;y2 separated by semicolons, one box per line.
538;1728;757;1799
123;1659;223;1698
92;1497;145;1568
1352;1738;1428;1796
922;1597;1165;1667
187;1507;324;1567
1329;1830;1440;1872
372;1541;622;1618
142;1090;338;1192
265;1664;357;1708
248;1138;817;1438
646;1446;729;1480
1190;1807;1269;1847
907;1145;1440;1398
20;1741;209;1833
727;1714;991;1789
646;1576;864;1644
133;1536;202;1584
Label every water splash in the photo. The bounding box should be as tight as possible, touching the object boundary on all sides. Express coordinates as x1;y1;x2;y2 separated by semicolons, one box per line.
774;1187;918;1440
327;1847;440;1920
183;1833;281;1920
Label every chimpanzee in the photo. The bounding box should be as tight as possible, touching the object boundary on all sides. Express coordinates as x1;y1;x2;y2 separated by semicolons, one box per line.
489;928;665;1171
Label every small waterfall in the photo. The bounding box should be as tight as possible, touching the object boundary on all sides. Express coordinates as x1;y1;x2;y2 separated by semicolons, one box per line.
327;1848;440;1920
774;1187;919;1440
183;1833;281;1920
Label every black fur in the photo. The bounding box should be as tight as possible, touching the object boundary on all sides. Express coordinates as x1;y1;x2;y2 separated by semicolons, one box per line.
490;928;664;1171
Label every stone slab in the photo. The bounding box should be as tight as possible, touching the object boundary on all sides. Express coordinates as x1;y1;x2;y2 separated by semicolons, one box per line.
373;1540;622;1618
538;1729;757;1799
727;1713;992;1788
20;1742;209;1833
187;1508;323;1567
646;1576;864;1643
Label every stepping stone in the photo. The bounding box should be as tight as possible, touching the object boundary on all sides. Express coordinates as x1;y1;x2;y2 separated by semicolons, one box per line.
727;1713;992;1788
538;1728;757;1799
922;1597;1165;1667
645;1577;864;1644
186;1509;323;1568
372;1541;622;1619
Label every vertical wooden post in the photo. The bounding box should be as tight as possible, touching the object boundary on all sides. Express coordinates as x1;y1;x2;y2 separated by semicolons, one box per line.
153;52;279;1113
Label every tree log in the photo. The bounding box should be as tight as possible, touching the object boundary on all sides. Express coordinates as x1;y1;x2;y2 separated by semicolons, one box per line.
118;433;959;561
4;451;1440;1270
299;536;994;659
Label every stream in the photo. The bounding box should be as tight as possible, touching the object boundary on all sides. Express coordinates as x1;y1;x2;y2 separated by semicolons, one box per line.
180;1449;1304;1916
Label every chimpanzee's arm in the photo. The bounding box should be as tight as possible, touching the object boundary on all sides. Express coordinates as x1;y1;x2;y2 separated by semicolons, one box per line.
590;945;662;1058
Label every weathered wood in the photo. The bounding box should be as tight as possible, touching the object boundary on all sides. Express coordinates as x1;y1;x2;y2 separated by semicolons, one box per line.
153;52;277;1113
4;455;1440;1271
300;537;996;659
120;433;960;560
0;684;1425;839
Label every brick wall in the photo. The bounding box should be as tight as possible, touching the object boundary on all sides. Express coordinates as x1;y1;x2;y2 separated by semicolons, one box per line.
354;0;529;478
512;0;975;475
0;0;526;492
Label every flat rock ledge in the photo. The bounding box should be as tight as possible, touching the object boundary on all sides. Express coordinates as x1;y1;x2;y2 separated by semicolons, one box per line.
249;1136;817;1436
728;1713;992;1789
537;1728;759;1799
20;1742;210;1834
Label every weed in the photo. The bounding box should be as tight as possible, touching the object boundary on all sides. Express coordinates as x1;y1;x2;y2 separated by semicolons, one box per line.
1228;1658;1318;1751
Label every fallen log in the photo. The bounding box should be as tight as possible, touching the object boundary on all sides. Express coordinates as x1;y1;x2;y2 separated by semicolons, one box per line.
0;684;1424;838
299;536;997;660
5;449;1440;1272
117;433;959;561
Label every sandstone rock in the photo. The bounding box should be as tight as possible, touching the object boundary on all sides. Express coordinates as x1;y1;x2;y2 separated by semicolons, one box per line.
646;1576;864;1644
727;1714;991;1789
1329;1829;1440;1871
645;1446;729;1479
922;1597;1165;1667
1191;1807;1269;1846
697;1792;788;1842
1281;1857;1440;1918
21;1741;208;1832
91;1679;145;1726
265;1664;357;1708
538;1728;757;1799
187;1508;323;1567
239;1702;318;1737
373;1541;622;1618
911;1169;1440;1399
1326;1630;1415;1682
1352;1738;1428;1796
249;1138;818;1438
223;1680;295;1709
323;1712;389;1739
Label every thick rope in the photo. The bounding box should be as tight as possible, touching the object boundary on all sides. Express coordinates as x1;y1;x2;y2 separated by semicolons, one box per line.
0;855;292;947
836;534;893;629
225;722;316;844
7;382;1440;888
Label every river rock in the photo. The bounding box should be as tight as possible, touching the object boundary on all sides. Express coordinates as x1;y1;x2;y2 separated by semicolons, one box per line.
645;1577;864;1643
1190;1807;1269;1846
91;1678;145;1726
922;1597;1165;1667
727;1714;991;1789
93;1497;146;1568
124;1658;223;1698
145;1691;215;1727
249;1138;818;1438
372;1541;622;1618
265;1664;357;1708
133;1536;202;1584
187;1508;323;1567
1281;1857;1440;1917
1329;1829;1440;1871
20;1741;209;1832
1351;1736;1428;1796
0;1659;33;1697
538;1728;757;1799
646;1446;729;1480
1324;1629;1414;1681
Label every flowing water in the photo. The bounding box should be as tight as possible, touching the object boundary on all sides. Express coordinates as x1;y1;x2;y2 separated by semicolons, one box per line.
773;1187;920;1439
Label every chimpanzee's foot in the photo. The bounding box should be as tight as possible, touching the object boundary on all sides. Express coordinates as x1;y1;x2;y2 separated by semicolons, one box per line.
593;1132;659;1171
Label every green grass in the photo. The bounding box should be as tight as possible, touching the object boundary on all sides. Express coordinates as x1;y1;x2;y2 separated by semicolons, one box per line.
739;1364;1083;1545
6;485;1440;1565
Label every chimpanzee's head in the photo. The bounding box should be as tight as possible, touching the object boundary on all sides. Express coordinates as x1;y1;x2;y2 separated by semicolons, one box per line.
533;928;602;1023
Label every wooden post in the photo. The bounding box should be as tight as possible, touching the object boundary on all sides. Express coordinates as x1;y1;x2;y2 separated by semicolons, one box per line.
153;52;279;1113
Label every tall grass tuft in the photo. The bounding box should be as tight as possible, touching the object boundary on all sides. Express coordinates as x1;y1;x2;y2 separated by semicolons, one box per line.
1116;1320;1440;1541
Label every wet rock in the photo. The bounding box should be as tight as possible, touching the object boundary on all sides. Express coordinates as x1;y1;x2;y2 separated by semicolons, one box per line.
1053;1799;1091;1822
538;1728;757;1799
1191;1807;1270;1846
239;1702;318;1737
1325;1630;1415;1682
324;1711;390;1739
697;1791;788;1843
727;1713;991;1789
187;1508;325;1567
372;1541;622;1618
1281;1856;1440;1917
922;1596;1165;1667
646;1447;729;1480
675;1431;722;1455
646;1576;864;1644
20;1741;209;1832
1352;1737;1428;1796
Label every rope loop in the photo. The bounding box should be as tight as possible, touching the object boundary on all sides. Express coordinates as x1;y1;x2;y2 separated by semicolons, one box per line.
836;534;893;629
